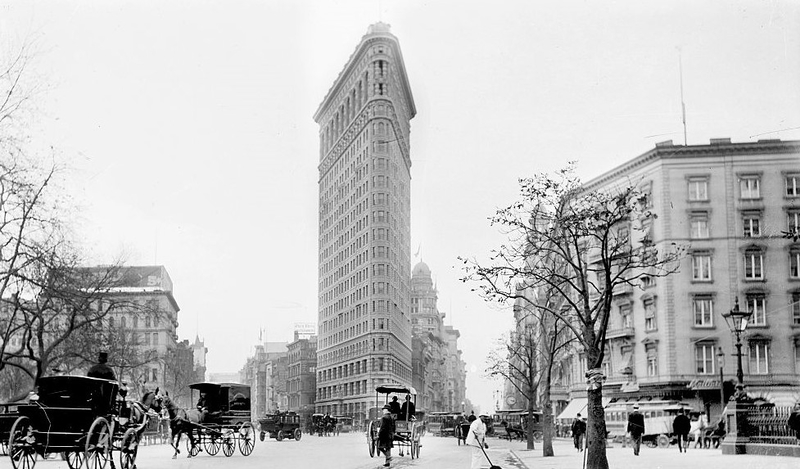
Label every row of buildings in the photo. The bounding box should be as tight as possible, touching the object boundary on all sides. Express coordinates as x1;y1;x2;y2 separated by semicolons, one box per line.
238;260;468;421
504;138;800;423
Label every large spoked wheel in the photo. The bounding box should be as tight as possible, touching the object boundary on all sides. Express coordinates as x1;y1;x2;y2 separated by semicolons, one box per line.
85;417;111;469
204;433;221;456
119;428;139;469
293;428;302;441
657;434;670;448
238;423;255;456
367;421;376;457
221;430;235;457
9;416;37;469
65;451;84;469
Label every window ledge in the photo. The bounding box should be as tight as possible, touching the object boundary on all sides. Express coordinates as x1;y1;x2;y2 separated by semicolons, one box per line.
690;279;714;284
692;325;716;329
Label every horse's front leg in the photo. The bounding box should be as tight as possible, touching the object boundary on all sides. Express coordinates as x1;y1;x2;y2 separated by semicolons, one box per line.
171;430;181;459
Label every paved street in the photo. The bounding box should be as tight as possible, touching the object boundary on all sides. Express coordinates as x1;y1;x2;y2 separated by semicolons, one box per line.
14;433;800;469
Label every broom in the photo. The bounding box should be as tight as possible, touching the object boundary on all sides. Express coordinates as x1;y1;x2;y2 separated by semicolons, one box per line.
473;431;502;469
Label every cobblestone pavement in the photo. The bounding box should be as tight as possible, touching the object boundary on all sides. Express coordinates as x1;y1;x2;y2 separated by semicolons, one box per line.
488;436;800;469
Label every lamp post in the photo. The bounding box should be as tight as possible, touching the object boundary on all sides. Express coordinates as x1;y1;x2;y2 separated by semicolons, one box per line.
716;348;725;416
721;297;753;401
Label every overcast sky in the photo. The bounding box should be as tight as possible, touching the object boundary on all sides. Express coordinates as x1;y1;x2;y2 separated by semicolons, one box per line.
2;0;799;412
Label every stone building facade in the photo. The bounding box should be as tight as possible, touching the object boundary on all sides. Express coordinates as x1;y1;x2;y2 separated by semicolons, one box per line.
313;23;416;419
287;332;318;419
532;139;800;422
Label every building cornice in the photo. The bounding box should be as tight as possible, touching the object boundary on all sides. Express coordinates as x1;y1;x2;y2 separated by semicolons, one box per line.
583;140;800;192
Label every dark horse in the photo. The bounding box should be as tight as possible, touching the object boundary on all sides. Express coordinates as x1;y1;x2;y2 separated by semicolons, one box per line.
161;392;202;459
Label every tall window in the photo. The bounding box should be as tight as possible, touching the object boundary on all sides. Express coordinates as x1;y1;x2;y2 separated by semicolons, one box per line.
743;214;761;237
646;344;658;377
746;295;766;326
690;213;709;239
620;304;632;329
788;211;800;234
644;297;657;331
791;249;800;278
791;293;800;326
740;175;761;199
693;297;714;327
688;177;708;201
787;174;800;197
692;254;712;281
748;341;769;374
744;248;764;280
695;343;716;374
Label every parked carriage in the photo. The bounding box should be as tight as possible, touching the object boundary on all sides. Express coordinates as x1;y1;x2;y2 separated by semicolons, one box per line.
6;376;152;469
258;412;302;441
181;382;255;457
366;386;422;460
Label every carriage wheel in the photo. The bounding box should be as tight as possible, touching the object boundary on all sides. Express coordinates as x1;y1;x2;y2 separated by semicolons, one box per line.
221;430;235;457
65;451;84;469
85;417;111;469
259;431;265;442
293;428;302;441
9;416;37;469
238;423;255;456
204;433;221;456
119;428;139;469
367;421;376;458
275;431;284;442
657;434;670;448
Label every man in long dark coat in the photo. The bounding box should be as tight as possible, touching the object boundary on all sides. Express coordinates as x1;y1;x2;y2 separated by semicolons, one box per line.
377;404;395;467
87;351;116;381
672;408;691;452
627;404;645;456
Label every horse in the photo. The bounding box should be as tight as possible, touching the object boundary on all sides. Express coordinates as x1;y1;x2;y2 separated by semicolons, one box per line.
161;392;202;459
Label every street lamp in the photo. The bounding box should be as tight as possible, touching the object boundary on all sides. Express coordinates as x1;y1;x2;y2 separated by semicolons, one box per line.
721;297;752;401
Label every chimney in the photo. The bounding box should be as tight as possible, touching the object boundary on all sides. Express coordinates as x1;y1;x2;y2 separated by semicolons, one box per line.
709;138;732;145
655;140;674;148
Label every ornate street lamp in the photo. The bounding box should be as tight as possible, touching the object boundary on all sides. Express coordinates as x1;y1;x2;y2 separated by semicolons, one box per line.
721;297;752;401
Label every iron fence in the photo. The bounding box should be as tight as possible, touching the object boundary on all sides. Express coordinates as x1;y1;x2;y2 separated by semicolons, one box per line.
746;406;799;446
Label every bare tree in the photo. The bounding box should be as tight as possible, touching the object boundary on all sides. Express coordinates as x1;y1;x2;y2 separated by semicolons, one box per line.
464;164;684;469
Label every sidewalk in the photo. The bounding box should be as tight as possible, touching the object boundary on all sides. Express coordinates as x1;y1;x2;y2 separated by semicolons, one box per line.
488;436;799;469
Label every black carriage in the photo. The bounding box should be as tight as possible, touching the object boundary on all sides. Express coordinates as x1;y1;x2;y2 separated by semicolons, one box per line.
6;376;150;469
183;382;255;457
365;385;422;460
258;412;302;441
310;413;337;436
334;416;353;434
1;401;22;456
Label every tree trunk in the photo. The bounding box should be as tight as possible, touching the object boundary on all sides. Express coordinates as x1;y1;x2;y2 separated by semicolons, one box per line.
541;376;554;456
586;385;609;469
526;398;536;450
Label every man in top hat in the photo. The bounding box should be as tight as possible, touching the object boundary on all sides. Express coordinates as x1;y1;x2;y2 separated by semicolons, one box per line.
377;404;396;467
87;351;116;381
788;402;800;440
465;413;490;469
627;404;645;455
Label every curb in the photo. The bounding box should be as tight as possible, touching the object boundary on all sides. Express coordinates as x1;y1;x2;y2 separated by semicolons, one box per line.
508;449;528;469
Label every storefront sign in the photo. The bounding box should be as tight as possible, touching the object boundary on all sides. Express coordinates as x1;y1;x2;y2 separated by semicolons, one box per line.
687;379;720;390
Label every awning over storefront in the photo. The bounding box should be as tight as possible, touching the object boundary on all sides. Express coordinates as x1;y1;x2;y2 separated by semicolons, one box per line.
556;398;587;421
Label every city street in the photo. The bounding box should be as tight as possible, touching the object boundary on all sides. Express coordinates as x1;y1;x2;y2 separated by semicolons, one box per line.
15;433;800;469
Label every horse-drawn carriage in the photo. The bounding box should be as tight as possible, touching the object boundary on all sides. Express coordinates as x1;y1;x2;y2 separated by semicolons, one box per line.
310;413;336;436
334;416;353;434
164;382;255;458
6;376;160;469
0;401;22;456
258;412;302;441
366;385;422;460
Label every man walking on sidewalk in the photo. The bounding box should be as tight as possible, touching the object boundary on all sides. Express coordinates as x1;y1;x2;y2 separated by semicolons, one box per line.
627;404;645;456
571;413;586;451
672;408;691;453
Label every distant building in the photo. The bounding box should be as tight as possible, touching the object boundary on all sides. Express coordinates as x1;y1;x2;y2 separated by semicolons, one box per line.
240;341;288;417
192;336;208;382
410;261;467;412
314;22;416;418
287;332;318;418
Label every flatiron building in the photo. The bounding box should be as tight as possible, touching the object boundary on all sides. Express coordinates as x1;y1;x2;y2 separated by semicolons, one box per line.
313;23;415;419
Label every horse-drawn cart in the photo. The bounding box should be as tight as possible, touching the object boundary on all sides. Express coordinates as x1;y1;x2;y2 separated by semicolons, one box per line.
258;412;302;441
166;382;255;458
6;376;158;469
366;385;422;460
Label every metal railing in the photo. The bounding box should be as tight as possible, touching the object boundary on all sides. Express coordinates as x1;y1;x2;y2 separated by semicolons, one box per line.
746;406;799;446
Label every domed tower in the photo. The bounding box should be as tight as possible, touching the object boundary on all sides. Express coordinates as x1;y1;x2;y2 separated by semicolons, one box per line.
410;261;442;336
314;23;416;418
